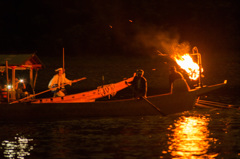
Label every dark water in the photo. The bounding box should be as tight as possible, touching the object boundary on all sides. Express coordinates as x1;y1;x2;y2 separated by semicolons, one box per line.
0;107;239;159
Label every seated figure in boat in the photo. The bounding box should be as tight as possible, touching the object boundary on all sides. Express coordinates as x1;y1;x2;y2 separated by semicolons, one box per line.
169;66;190;93
15;78;26;99
22;79;34;97
127;69;147;99
48;68;72;97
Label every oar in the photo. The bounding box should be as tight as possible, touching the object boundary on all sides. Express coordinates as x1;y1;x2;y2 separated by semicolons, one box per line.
125;81;166;116
10;77;87;104
141;96;166;116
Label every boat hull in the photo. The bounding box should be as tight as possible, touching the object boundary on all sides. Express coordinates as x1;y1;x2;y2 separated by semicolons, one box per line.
0;91;197;121
0;81;226;121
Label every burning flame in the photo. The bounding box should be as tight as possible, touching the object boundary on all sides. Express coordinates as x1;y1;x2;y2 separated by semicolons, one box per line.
173;53;202;80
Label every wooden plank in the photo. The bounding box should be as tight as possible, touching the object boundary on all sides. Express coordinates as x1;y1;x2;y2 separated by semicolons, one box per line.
199;99;229;107
195;103;214;109
198;100;230;108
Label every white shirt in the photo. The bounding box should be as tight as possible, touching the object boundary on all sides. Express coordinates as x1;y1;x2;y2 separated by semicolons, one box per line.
48;73;72;89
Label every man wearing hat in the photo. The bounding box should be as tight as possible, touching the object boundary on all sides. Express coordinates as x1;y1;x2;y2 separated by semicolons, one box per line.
48;68;72;97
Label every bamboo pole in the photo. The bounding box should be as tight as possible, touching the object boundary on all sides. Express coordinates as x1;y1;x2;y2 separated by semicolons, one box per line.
10;77;86;104
30;68;33;89
195;103;214;109
63;47;65;72
197;100;240;109
33;69;39;95
12;67;16;100
198;100;230;108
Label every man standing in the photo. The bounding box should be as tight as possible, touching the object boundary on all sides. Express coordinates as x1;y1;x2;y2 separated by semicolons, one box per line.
128;69;147;99
48;68;72;97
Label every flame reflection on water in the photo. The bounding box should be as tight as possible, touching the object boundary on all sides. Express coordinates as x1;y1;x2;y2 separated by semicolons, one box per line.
1;135;34;159
167;116;218;158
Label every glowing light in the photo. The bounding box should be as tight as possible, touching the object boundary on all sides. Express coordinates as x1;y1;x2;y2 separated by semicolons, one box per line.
7;85;12;90
1;135;34;158
167;116;218;158
173;53;203;80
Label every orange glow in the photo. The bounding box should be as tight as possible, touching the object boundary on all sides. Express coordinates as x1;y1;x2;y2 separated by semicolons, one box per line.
173;53;203;80
167;116;218;158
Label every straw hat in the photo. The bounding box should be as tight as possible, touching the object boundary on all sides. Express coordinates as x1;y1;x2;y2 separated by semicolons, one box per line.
55;68;63;72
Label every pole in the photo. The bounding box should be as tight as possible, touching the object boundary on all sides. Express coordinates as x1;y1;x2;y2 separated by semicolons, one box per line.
142;97;166;116
125;80;166;115
11;67;16;100
5;61;9;103
33;69;39;95
198;53;202;87
63;47;65;72
10;77;87;104
192;46;202;87
30;67;33;91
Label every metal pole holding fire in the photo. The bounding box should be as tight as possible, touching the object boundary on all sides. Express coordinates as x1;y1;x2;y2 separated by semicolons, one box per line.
192;46;203;87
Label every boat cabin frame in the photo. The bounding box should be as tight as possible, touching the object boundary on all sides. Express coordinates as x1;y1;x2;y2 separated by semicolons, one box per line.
0;53;44;101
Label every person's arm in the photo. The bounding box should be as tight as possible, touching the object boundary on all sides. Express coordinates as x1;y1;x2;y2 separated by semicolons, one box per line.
63;74;72;86
65;78;72;86
48;75;57;89
22;83;26;90
15;82;19;89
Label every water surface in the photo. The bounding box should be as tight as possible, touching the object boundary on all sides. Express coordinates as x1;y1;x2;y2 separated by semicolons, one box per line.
0;107;239;159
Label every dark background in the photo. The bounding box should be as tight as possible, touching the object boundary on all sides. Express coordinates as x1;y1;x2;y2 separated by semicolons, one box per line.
0;0;239;57
0;0;239;104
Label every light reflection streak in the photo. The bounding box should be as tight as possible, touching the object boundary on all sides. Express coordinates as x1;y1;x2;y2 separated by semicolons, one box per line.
1;135;34;159
167;116;218;158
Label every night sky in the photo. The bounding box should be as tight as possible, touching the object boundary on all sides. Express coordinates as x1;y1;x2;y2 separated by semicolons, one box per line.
0;0;239;57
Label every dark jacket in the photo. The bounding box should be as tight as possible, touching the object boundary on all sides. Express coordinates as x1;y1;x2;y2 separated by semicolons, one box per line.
169;71;183;86
130;76;147;98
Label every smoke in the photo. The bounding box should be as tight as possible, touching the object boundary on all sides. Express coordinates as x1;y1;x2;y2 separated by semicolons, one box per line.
134;26;191;57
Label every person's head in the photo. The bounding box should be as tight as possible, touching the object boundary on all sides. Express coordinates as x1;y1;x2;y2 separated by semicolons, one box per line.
136;69;144;77
55;68;63;75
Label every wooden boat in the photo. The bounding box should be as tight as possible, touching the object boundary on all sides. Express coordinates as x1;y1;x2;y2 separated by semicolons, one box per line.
0;80;227;121
29;77;134;103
